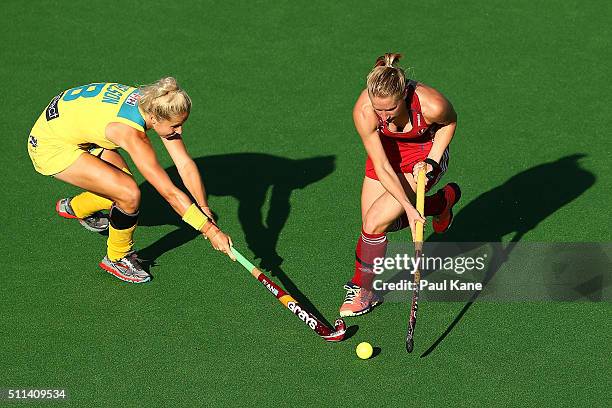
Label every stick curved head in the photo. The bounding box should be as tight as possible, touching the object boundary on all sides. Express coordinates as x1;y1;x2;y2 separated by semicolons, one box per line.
322;318;346;342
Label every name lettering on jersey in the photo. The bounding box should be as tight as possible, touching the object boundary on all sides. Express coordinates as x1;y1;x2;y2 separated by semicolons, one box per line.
45;91;64;121
102;83;131;105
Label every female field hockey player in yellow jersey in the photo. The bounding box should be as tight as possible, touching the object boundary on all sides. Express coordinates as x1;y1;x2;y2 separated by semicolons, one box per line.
27;77;235;283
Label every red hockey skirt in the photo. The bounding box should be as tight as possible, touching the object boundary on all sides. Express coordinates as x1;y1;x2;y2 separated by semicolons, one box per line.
365;139;449;192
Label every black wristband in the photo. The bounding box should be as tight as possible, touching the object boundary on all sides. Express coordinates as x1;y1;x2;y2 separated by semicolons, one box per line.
424;158;440;181
424;158;441;170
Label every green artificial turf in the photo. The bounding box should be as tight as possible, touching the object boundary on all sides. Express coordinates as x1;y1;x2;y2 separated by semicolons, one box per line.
1;1;610;406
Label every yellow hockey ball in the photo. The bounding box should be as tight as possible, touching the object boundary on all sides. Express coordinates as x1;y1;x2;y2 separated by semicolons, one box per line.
356;342;373;359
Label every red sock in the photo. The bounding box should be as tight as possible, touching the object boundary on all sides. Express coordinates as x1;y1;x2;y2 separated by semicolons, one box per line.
387;189;448;233
424;189;447;216
351;228;387;289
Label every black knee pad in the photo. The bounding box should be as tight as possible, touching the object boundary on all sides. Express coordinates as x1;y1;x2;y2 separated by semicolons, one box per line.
110;204;139;229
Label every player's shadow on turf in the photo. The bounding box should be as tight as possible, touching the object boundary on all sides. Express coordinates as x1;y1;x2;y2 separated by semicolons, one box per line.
137;153;336;324
384;155;596;356
429;154;595;243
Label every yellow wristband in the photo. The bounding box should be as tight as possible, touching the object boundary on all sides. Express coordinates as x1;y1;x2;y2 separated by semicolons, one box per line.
182;204;209;231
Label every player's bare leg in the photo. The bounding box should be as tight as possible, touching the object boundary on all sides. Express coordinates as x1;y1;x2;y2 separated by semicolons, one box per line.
340;173;417;317
56;149;135;232
54;153;149;283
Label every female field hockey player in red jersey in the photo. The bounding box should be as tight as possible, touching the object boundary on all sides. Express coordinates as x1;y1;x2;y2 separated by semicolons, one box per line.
340;54;461;316
28;77;235;283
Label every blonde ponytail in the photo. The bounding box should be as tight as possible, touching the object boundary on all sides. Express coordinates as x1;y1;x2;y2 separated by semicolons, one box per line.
367;53;407;99
138;77;192;120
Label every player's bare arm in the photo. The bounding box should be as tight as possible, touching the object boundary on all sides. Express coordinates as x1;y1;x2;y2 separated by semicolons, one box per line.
161;135;214;220
106;123;194;215
108;123;234;258
412;84;457;178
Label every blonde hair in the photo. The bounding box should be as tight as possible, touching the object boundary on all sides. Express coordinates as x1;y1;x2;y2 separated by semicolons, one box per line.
138;77;192;120
366;53;407;99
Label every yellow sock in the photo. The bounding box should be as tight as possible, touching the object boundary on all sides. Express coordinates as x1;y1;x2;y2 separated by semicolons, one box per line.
70;192;113;218
107;224;137;261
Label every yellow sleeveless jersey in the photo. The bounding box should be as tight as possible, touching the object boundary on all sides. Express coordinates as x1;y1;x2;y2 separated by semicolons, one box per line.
28;83;146;175
42;82;145;148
